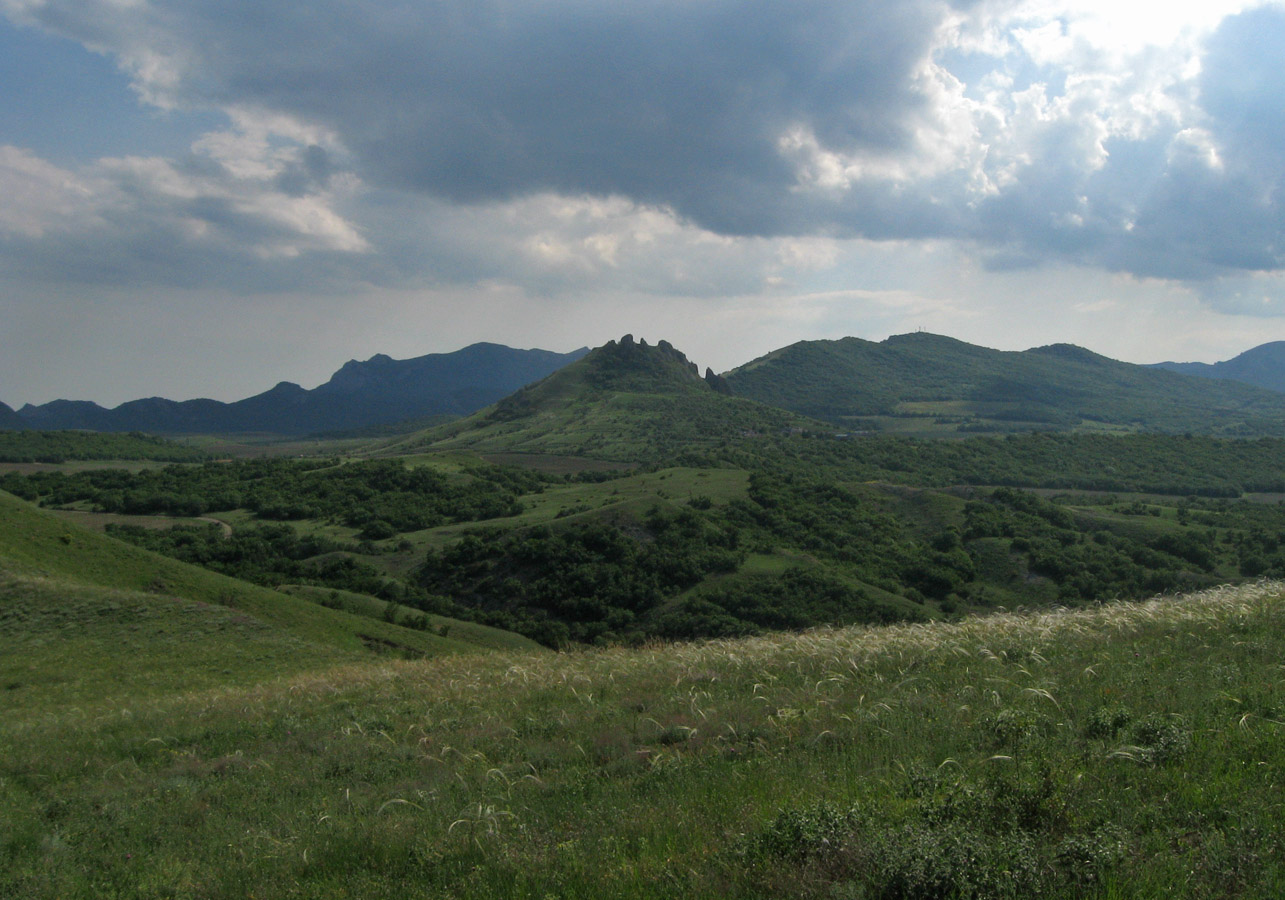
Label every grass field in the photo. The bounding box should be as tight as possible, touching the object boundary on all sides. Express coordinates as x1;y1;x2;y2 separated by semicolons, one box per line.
276;585;540;654
0;492;532;661
4;574;1283;898
44;509;233;536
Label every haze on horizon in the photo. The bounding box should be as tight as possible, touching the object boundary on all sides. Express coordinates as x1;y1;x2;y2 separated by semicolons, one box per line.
3;0;1285;406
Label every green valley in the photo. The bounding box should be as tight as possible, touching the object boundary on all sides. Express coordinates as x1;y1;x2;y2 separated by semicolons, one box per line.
5;333;1285;897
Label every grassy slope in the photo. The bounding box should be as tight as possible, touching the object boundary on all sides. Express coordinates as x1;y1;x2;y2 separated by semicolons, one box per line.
386;338;822;462
3;582;1283;898
276;585;535;653
0;491;540;662
0;572;335;712
725;332;1285;433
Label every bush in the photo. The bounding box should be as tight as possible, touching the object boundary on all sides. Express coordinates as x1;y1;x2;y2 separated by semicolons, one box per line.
361;519;398;541
748;803;863;862
1126;714;1192;765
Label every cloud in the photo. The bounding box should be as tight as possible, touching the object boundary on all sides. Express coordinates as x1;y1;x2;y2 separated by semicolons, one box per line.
0;108;368;287
0;145;97;236
4;0;1285;298
4;0;947;233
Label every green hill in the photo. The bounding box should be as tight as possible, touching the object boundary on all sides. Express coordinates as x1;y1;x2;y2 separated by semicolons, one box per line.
725;332;1285;434
4;580;1283;898
391;335;821;461
0;490;542;708
1152;339;1285;394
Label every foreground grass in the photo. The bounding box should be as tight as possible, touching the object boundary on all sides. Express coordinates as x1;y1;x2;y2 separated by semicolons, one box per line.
4;582;1284;898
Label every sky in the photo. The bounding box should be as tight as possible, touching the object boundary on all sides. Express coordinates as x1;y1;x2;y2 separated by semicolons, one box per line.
3;0;1285;406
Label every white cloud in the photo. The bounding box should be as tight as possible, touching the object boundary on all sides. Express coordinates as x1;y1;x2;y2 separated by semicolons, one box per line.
0;146;97;236
5;0;1285;407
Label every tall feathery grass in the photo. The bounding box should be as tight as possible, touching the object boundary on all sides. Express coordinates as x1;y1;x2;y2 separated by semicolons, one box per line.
4;581;1284;898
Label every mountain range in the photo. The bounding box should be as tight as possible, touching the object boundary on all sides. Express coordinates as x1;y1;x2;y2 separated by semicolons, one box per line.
396;334;815;461
724;332;1285;435
6;343;588;435
9;332;1285;439
1150;341;1285;394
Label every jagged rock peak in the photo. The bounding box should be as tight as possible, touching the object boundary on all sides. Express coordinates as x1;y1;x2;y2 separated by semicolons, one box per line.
705;368;734;395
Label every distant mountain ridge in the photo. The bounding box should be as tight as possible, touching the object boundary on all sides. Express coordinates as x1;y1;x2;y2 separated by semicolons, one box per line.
399;334;819;460
1150;341;1285;394
14;332;1285;439
0;401;27;430
724;332;1285;435
7;343;589;435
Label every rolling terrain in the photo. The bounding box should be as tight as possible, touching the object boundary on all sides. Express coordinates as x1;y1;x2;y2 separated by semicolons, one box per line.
1152;340;1285;394
5;332;1285;896
4;534;1282;897
6;343;588;435
725;332;1285;434
0;491;540;685
392;335;822;461
12;331;1285;439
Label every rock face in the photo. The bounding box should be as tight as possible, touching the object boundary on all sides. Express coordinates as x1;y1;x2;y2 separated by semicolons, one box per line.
431;335;817;461
704;368;734;395
8;343;590;434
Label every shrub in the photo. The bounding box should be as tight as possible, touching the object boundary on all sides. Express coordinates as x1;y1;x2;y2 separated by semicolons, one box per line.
748;803;862;862
1084;704;1132;739
867;820;1046;900
1126;714;1192;765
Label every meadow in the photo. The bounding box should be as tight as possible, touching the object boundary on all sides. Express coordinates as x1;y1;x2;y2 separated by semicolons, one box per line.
4;422;1285;896
4;571;1283;898
14;435;1285;647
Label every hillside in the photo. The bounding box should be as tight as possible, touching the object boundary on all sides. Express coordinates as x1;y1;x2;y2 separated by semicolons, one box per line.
15;428;1285;647
725;332;1285;434
0;490;541;672
4;580;1283;897
0;400;27;430
398;335;821;461
0;430;206;463
1152;340;1285;394
8;343;588;435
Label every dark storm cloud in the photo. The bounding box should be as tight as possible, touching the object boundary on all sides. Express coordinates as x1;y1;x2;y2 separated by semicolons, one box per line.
6;0;1285;291
15;0;948;236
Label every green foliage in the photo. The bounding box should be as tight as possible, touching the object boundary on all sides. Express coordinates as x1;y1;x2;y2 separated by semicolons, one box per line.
0;430;206;463
1125;714;1194;766
400;337;822;462
277;585;537;652
420;507;744;645
658;567;919;639
726;332;1285;434
103;521;403;599
0;491;528;661
14;433;1285;646
764;432;1285;496
747;803;864;861
9;457;540;532
3;565;1285;898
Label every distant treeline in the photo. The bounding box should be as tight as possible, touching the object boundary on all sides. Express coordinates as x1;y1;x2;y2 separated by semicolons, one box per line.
2;457;543;534
10;432;1285;647
690;432;1285;497
0;430;207;464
